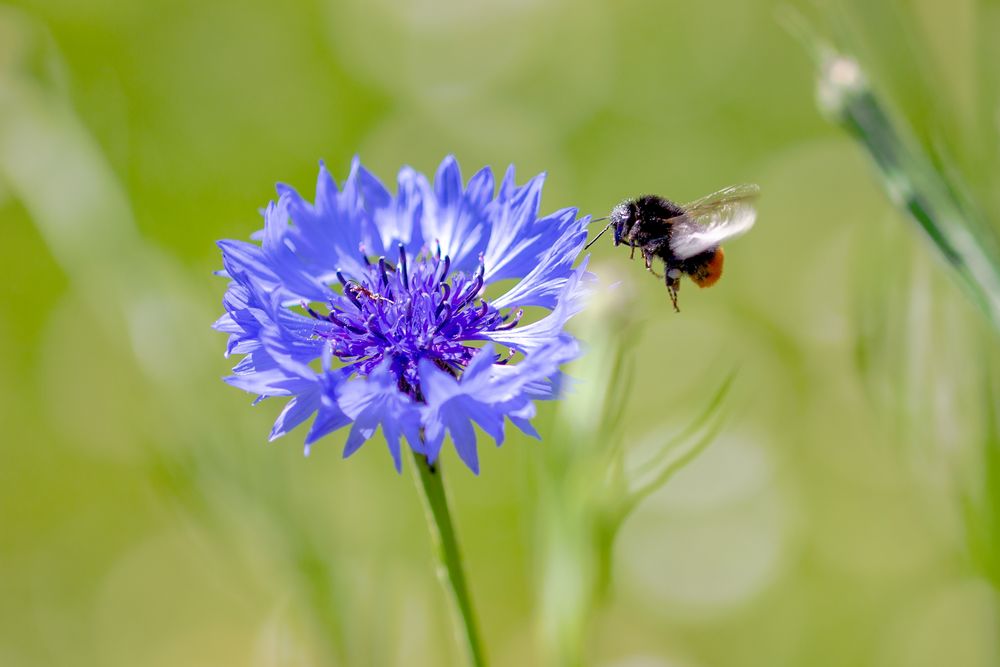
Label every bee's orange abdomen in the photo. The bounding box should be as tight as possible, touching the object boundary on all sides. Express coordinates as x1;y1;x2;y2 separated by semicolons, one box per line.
690;247;724;288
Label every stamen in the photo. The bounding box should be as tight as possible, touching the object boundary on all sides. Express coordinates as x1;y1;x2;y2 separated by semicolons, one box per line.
295;240;528;396
495;348;517;365
328;311;367;335
434;304;453;333
462;271;484;306
470;299;489;322
438;256;451;284
365;315;391;342
378;257;390;287
398;243;409;290
495;308;524;330
303;301;327;321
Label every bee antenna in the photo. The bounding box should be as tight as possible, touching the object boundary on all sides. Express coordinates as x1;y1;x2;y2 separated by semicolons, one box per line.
584;221;614;250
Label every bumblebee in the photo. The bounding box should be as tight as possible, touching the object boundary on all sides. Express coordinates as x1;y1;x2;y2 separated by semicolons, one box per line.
587;184;759;311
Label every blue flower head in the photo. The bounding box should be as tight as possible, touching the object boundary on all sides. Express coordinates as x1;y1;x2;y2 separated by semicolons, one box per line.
214;157;590;473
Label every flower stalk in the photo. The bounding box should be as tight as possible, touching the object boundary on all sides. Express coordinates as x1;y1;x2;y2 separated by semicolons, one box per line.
413;450;487;667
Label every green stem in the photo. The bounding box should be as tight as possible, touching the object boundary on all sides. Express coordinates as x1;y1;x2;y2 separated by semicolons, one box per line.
412;450;487;667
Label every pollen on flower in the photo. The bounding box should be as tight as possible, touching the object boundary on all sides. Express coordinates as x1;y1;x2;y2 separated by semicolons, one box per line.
214;156;591;473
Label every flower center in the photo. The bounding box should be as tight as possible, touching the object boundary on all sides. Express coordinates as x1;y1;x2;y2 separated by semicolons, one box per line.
306;243;521;398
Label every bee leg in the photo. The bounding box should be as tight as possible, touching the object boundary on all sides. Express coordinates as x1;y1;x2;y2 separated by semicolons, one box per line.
666;269;681;312
667;284;679;312
630;242;636;260
643;252;663;278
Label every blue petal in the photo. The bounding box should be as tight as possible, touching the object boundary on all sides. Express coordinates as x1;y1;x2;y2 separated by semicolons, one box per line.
356;163;392;210
507;403;540;439
482;170;551;283
418;157;492;273
486;261;591;354
343;415;377;459
305;372;353;446
417;345;560;475
461;398;506;446
445;406;479;474
277;160;381;280
270;390;322;441
490;216;589;310
360;164;425;251
259;200;334;302
335;366;424;473
434;155;463;207
218;240;280;291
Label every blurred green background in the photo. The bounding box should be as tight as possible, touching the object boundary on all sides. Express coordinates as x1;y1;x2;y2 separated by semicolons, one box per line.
2;0;999;665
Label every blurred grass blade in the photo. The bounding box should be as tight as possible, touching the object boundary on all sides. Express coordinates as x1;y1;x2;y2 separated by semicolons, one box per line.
0;11;353;661
620;370;736;519
815;48;1000;330
962;355;1000;589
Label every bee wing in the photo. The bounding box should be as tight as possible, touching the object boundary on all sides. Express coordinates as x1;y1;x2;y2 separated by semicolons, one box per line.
668;184;759;260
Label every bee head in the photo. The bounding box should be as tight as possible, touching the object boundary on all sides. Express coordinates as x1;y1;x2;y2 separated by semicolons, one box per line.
609;201;633;246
